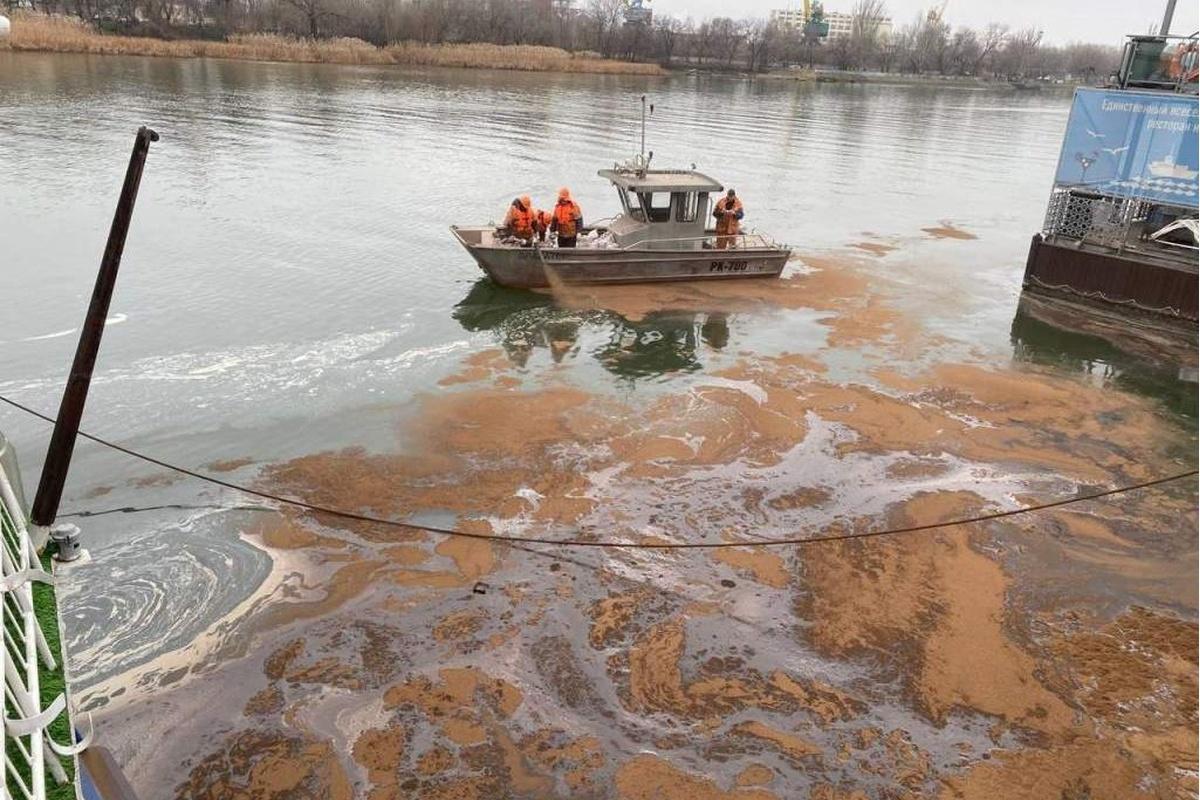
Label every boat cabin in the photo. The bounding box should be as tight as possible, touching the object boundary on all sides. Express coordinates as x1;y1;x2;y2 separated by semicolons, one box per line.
597;168;724;250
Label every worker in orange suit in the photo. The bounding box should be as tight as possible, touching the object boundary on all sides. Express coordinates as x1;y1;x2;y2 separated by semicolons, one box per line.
533;204;553;243
713;188;743;250
503;196;535;244
550;187;584;248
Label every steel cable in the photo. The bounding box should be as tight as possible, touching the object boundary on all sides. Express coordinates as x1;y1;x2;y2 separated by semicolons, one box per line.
2;393;1195;550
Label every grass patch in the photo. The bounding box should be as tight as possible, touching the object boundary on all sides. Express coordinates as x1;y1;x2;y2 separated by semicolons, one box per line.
3;12;665;75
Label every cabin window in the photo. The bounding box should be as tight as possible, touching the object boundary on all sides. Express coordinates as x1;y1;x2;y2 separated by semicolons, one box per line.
674;192;701;223
638;192;672;222
622;189;645;221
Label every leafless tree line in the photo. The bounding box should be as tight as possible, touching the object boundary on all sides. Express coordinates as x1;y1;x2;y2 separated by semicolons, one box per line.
11;0;1122;79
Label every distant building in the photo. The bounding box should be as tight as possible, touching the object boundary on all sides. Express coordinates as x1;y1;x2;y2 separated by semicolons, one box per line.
769;8;807;29
624;0;653;25
824;10;893;40
769;6;892;40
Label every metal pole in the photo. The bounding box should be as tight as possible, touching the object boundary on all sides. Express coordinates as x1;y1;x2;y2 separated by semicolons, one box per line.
30;126;158;529
640;94;646;158
1160;0;1177;36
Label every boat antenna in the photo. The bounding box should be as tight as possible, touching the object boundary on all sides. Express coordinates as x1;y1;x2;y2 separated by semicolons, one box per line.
640;95;654;162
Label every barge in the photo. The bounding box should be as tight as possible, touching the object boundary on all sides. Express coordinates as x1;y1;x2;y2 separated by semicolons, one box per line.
1024;25;1199;322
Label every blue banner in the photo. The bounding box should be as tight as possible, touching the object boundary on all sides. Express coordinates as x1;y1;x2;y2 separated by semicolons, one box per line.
1054;87;1199;208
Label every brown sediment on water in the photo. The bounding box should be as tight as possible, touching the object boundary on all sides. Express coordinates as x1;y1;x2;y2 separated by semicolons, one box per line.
589;590;652;648
438;349;514;387
765;485;832;509
625;616;865;725
937;739;1177;800
881;729;933;791
176;729;353;800
884;457;953;480
734;763;774;787
257;559;385;629
5;12;666;74
798;491;1074;734
353;726;406;792
921;222;978;240
253;514;348;551
263;386;609;529
1048;607;1197;733
433;608;486;642
128;471;185;488
243;685;284;716
615;755;778;800
118;240;1199;799
539;255;872;324
730;720;822;761
711;547;790;588
850;241;898;257
520;731;606;793
348;666;603;797
771;351;828;373
203;456;254;472
434;529;498;581
810;787;870;800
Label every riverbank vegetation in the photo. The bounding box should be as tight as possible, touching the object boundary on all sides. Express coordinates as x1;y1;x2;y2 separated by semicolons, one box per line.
2;0;1119;80
1;12;666;73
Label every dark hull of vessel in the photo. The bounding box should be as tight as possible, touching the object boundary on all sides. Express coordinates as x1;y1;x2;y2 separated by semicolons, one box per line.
1023;233;1199;322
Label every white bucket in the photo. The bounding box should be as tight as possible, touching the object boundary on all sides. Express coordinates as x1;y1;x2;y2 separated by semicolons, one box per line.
0;15;11;40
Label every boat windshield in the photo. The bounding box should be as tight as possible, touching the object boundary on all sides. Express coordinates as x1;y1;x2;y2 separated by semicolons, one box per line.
636;192;672;222
618;187;706;225
621;189;646;221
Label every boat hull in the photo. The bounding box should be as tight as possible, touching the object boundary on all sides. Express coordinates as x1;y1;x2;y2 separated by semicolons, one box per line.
451;226;790;289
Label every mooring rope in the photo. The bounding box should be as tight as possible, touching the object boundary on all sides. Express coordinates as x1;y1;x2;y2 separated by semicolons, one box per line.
1;393;1195;550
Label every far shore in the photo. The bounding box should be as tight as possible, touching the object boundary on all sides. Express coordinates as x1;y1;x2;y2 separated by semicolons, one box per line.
0;12;666;75
1;12;1090;90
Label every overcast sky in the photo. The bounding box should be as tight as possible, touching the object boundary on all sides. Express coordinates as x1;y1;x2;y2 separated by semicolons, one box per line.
650;0;1200;45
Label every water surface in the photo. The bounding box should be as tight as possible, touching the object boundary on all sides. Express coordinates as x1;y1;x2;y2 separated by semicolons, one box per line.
1;52;1196;799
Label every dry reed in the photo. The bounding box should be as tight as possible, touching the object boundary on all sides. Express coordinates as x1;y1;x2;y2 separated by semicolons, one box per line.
2;12;665;75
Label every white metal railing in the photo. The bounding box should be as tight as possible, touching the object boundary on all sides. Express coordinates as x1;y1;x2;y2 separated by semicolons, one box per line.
617;232;781;251
0;449;87;799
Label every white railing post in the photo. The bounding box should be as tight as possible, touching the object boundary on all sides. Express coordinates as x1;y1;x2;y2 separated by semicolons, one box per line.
1;452;77;798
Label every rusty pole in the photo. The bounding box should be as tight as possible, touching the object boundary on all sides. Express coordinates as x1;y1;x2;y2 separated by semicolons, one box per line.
31;126;159;531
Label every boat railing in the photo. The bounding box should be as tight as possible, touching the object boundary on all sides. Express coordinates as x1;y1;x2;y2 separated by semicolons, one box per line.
1042;186;1198;267
618;232;780;251
0;434;80;799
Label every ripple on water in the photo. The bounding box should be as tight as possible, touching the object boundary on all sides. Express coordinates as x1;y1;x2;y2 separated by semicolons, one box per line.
62;509;272;695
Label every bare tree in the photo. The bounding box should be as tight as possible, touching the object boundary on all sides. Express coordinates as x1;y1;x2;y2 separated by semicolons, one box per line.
829;33;853;70
946;27;980;74
847;0;888;70
693;18;717;63
587;0;624;57
654;15;683;65
281;0;335;37
998;26;1043;79
975;22;1007;75
744;18;776;72
708;16;743;68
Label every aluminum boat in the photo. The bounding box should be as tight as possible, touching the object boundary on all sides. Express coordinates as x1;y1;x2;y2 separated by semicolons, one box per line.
451;162;792;289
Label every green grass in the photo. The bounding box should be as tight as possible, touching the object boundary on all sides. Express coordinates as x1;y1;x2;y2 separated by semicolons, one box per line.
34;547;77;800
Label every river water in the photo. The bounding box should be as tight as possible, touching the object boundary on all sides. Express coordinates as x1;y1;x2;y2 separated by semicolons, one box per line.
1;52;1197;799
